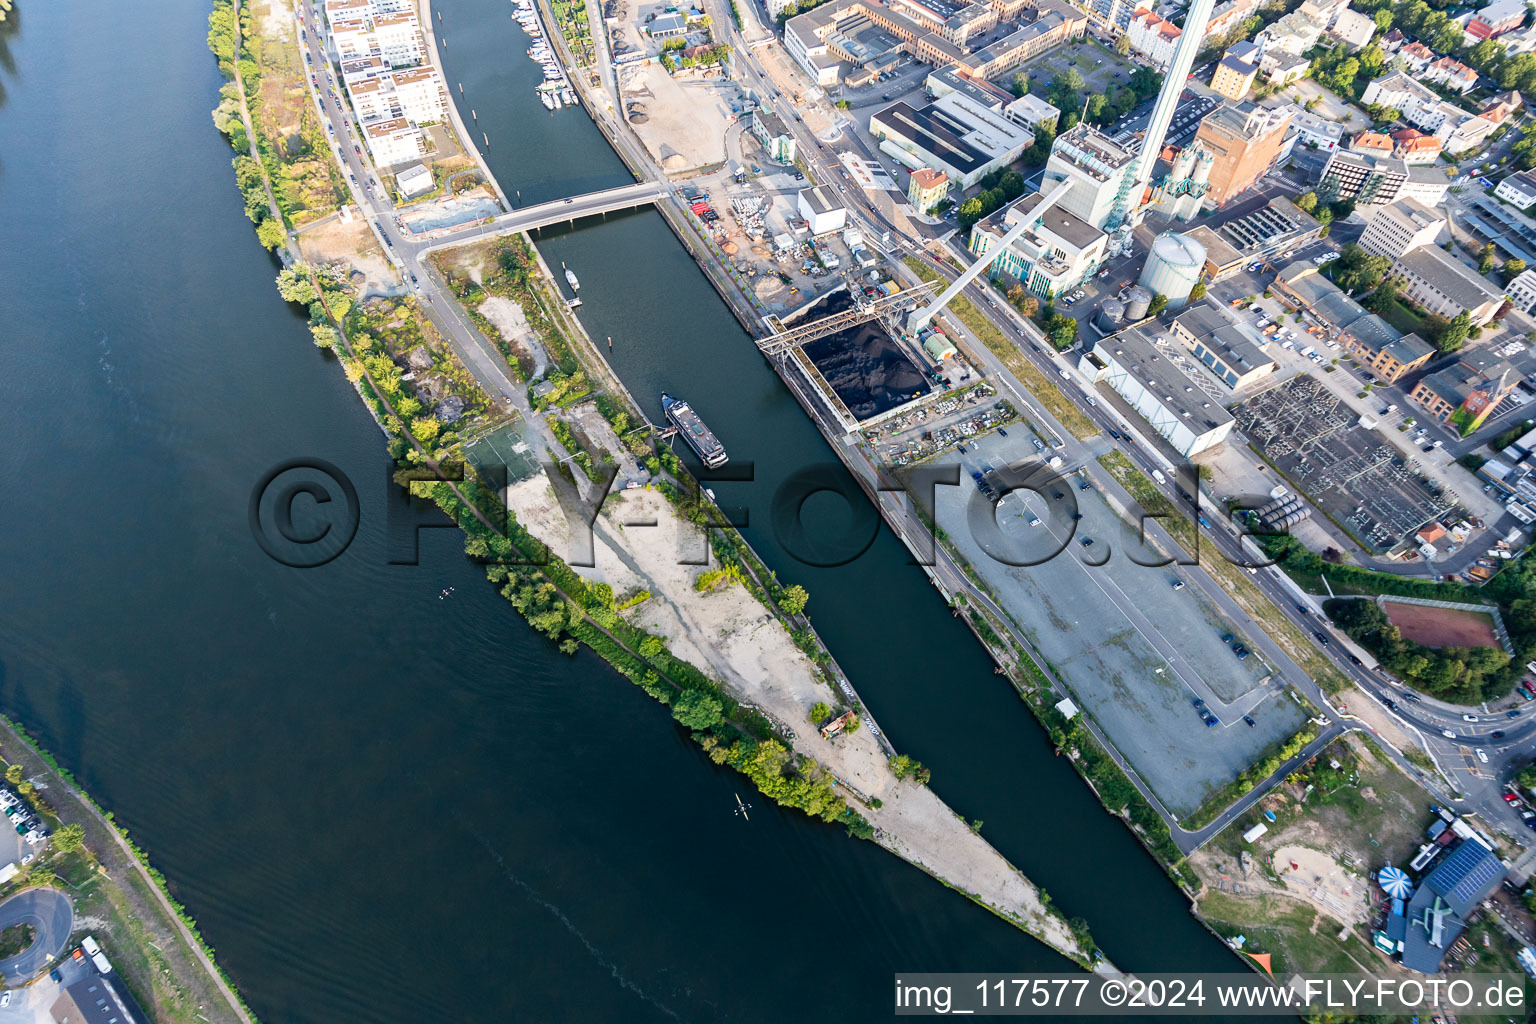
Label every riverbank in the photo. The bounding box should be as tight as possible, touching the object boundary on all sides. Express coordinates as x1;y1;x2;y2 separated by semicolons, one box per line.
0;718;254;1024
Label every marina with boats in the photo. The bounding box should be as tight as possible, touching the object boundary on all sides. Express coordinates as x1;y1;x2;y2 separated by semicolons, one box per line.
514;0;577;110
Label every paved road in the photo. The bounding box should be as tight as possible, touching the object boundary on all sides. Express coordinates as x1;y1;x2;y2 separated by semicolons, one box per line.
0;888;72;982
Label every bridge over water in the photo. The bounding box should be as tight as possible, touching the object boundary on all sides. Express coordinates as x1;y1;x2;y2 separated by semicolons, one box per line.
413;181;670;257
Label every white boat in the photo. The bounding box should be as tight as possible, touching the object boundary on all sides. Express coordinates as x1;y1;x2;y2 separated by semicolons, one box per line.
540;91;555;109
563;262;580;291
562;87;575;105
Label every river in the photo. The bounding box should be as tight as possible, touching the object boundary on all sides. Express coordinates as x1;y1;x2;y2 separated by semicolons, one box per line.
0;1;1233;1021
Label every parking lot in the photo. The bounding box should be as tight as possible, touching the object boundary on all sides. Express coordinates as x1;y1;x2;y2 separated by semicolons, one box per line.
924;429;1306;818
1011;38;1138;98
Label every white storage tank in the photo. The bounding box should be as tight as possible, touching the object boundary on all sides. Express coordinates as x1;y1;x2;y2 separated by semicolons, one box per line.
1095;298;1125;333
1138;231;1207;310
1125;286;1153;321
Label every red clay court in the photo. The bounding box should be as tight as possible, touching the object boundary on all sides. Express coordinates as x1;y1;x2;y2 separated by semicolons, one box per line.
1381;599;1500;650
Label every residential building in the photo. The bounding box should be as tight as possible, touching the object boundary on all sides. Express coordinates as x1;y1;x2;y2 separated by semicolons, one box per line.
1193;102;1292;206
1041;123;1137;230
1127;7;1181;69
751;109;798;164
395;162;433;198
1206;0;1263;38
1380;27;1406;51
908;167;950;212
1389;246;1506;325
1390;128;1443;164
327;1;427;66
1279;103;1344;151
1255;5;1330;54
1344;328;1435;382
1398;41;1435;73
1424;56;1479;94
1400;837;1506;973
1481;90;1524;126
1004;92;1060;130
1210;53;1258;100
1077;328;1236;455
1168;301;1278;389
870;91;1033;187
1508;267;1536;312
362;117;427;166
1358;198;1446;259
1464;0;1526;42
1497;24;1536;54
1496;169;1536;209
1361;71;1436;120
1086;0;1142;31
348;64;448;125
798;185;847;233
1320;148;1408;205
969;189;1108;297
1411;349;1520;430
1258;49;1310;86
1329;6;1376;48
1350;131;1394;157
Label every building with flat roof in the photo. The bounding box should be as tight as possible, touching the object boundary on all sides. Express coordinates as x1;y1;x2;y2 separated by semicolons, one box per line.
1078;327;1236;455
394;162;434;198
1496;169;1536;210
1320;148;1408;205
1041;122;1136;230
926;66;1013;109
1329;5;1376;48
1389;246;1505;326
908;167;950;212
1278;102;1344;152
751;109;798;164
1168;301;1277;390
1182;224;1246;281
870;91;1033;187
1507;267;1536;312
969;190;1108;298
798;185;848;234
1273;261;1428;364
1465;0;1526;42
362;117;427;167
1004;92;1060;130
1218;196;1323;259
1358;198;1446;259
1411;349;1520;430
1194;102;1291;206
1211;53;1258;100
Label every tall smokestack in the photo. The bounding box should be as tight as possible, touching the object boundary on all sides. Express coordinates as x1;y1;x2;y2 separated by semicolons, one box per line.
1123;0;1219;222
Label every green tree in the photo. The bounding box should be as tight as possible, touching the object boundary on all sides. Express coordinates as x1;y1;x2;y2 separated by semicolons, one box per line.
672;689;724;731
1504;258;1527;282
3;766;20;786
1115;33;1131;56
1479;242;1497;275
1188;280;1207;302
275;266;318;305
1372;8;1391;32
1364;278;1398;316
256;218;285;250
1046;313;1078;349
957;196;985;229
1059;67;1085;93
1147;293;1168;317
638;634;665;659
1293;191;1318;214
1437;310;1472;354
810;701;832;725
52;824;85;854
24;870;55;890
779;584;810;615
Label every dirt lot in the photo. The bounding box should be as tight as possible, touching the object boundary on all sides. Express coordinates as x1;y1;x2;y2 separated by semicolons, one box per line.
294;214;400;298
619;64;738;174
1383;599;1500;650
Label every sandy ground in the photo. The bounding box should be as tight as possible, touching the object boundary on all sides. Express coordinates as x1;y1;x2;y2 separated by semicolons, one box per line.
501;478;1082;957
620;64;734;173
478;295;547;377
296;213;399;296
1382;599;1499;650
1271;845;1368;926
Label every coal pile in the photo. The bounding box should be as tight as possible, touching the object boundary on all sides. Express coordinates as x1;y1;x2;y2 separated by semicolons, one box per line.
803;321;929;421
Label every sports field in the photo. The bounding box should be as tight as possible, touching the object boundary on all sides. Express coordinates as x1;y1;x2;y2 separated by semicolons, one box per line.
1382;599;1499;650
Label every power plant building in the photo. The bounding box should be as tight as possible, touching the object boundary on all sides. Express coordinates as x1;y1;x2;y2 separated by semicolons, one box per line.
1042;123;1137;230
969;190;1108;298
1192;102;1292;206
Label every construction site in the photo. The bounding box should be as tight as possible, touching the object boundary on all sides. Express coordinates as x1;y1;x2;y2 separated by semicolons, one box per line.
1234;377;1461;556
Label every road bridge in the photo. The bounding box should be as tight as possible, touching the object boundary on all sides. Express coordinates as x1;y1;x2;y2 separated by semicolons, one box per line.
414;181;670;257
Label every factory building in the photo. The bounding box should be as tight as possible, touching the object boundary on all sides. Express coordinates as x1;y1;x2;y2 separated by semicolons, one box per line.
1192;102;1291;206
870;91;1033;188
1078;328;1236;456
798;186;848;234
1041;123;1137;230
969;190;1108;298
1168;301;1278;390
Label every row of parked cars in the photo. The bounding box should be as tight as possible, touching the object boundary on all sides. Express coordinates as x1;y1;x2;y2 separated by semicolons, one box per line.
0;786;49;849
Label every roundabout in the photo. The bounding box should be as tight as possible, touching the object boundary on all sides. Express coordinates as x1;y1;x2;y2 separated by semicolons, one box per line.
0;888;72;982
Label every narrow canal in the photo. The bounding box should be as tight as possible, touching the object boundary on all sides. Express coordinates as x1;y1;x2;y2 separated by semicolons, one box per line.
436;0;1239;976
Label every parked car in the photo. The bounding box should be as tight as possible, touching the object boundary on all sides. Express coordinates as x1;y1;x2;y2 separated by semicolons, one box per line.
1243;715;1256;727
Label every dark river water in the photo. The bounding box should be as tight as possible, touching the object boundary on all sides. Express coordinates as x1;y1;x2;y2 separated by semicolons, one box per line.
0;1;1236;1020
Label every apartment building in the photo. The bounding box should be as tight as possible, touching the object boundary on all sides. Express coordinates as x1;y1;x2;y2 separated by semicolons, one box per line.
363;117;428;166
908;167;950;212
1506;267;1536;312
1127;7;1180;69
1424;57;1479;94
1357;198;1446;259
1345;329;1435;383
1465;0;1526;42
1495;169;1536;209
1390;128;1443;164
1210;53;1258;100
